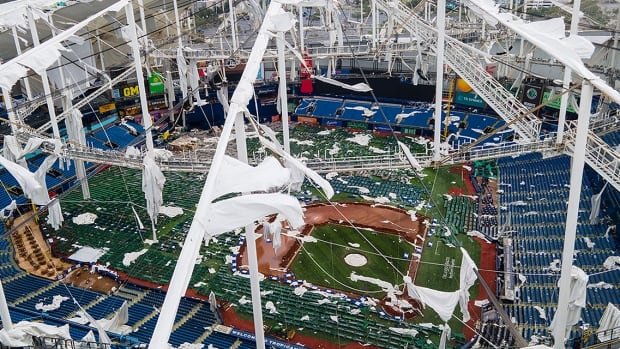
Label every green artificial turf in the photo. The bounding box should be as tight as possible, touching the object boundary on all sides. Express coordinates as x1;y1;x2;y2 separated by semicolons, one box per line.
45;167;240;288
289;224;414;297
412;232;482;332
411;166;465;216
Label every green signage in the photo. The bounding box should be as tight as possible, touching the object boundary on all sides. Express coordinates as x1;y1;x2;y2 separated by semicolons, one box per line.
148;73;165;95
347;121;368;130
455;91;486;108
542;91;576;113
403;128;417;135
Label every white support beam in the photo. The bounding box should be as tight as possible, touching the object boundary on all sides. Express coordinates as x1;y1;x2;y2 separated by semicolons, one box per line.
277;32;290;154
556;0;581;145
229;0;238;51
553;81;593;348
2;88;19;134
433;0;446;161
0;280;13;331
137;0;151;75
11;26;33;100
125;2;154;152
149;3;283;347
27;6;61;139
233;109;266;349
173;0;183;48
372;0;377;49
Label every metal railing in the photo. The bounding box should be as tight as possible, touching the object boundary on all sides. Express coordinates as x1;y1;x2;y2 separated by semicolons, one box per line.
374;0;542;141
563;122;620;192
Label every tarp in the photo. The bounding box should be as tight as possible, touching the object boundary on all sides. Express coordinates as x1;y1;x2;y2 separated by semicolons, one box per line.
68;246;106;263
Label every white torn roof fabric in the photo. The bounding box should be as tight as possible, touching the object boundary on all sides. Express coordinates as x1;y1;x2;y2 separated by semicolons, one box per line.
0;321;71;346
459;247;478;323
19;43;65;76
125;146;142;158
80;309;112;344
314;75;372;92
404;248;478;324
3;135;46;167
0;0;128;90
96;301;130;334
216;87;229;114
189;60;205;106
463;0;620;104
271;220;282;251
398;141;423;171
81;330;96;343
199;193;304;237
0;200;17;219
66;109;87;146
213;156;290;199
439;324;451;349
406;283;461;323
142;153;166;226
264;7;296;32
549;266;588;340
0;154;63;229
259;135;334;198
176;47;188;98
598;303;620;342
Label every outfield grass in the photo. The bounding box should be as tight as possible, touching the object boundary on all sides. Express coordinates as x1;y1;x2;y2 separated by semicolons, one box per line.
410;166;465;216
413;233;482;332
290;224;414;297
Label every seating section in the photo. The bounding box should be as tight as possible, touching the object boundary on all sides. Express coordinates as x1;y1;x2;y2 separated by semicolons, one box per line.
293;97;514;147
496;153;620;343
327;175;423;205
210;271;434;349
0;125;255;348
444;197;477;233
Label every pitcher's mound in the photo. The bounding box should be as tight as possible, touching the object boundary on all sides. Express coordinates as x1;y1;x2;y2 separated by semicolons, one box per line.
344;253;368;267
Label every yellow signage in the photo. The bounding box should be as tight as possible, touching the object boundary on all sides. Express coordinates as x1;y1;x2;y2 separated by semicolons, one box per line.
123;86;139;97
98;103;116;113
